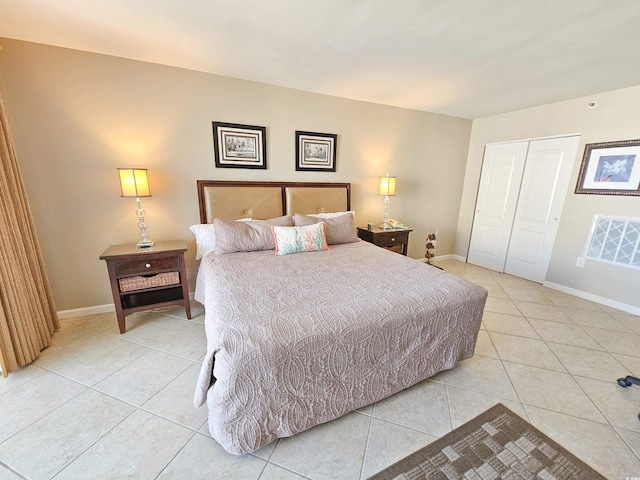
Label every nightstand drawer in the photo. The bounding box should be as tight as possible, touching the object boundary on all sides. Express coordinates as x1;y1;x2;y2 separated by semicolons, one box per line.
375;231;409;247
115;256;179;276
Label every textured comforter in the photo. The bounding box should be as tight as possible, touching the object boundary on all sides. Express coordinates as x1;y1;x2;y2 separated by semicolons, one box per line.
194;241;487;455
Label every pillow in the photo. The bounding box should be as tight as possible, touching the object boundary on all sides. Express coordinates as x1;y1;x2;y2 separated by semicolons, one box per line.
189;218;251;260
310;210;356;219
292;212;358;245
272;223;329;255
214;215;293;254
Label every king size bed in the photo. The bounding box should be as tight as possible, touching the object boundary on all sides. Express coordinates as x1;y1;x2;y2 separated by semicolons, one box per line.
193;180;487;455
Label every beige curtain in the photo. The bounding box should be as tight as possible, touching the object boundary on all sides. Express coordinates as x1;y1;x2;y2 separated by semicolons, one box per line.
0;94;59;377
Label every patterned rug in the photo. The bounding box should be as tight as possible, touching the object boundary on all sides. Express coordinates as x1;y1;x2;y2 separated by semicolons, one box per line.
368;403;606;480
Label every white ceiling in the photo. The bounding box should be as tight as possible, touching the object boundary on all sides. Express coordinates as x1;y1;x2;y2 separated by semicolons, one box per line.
1;0;640;119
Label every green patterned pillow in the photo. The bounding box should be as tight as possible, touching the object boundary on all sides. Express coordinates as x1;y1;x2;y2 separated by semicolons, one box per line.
272;223;329;255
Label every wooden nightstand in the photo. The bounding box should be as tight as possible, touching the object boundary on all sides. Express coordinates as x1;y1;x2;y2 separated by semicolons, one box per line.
99;240;192;333
357;226;412;255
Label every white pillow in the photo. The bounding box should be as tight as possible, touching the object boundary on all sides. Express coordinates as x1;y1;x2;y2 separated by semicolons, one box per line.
189;218;251;260
310;210;355;219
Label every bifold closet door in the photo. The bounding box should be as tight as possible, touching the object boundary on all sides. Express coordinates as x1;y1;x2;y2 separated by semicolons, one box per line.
504;136;580;282
468;136;579;282
466;142;528;271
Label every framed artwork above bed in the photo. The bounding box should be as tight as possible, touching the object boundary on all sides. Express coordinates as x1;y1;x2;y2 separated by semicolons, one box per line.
295;131;337;172
212;121;267;169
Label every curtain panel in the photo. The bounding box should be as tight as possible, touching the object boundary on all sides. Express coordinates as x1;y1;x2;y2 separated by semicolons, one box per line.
0;94;59;377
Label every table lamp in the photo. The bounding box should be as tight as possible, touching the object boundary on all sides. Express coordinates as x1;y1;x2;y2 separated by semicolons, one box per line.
118;168;155;249
378;173;396;229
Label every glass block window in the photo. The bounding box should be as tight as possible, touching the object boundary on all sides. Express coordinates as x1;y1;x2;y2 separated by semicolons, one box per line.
585;215;640;269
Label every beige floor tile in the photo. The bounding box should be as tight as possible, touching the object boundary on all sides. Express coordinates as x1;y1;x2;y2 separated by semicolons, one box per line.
561;307;633;332
482;312;540;339
525;405;640;479
614;314;640;335
0;466;21;480
481;283;509;299
460;272;498;286
372;379;451;437
491;274;539;290
528;319;603;349
95;349;192;406
55;409;193;480
503;287;551;304
0;371;86;443
443;356;518;400
547;343;628;381
583;327;640;357
66;311;122;336
576;376;640;433
446;385;528;428
541;290;602;311
504;362;606;423
142;362;209;430
490;332;566;372
0;389;134;479
269;411;370;480
514;301;573;322
156;432;265;480
612;354;640;377
120;314;206;360
473;330;499;358
615;427;640;462
0;363;46;395
483;297;521;315
361;418;437;479
260;463;310;480
47;336;150;386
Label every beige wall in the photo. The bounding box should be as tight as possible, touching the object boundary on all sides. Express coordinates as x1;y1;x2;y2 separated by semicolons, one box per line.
0;39;471;312
456;86;640;310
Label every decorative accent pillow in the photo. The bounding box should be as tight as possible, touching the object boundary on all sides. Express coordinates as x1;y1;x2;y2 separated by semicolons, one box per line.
214;215;293;254
189;218;251;260
272;223;329;255
311;211;356;219
292;212;358;245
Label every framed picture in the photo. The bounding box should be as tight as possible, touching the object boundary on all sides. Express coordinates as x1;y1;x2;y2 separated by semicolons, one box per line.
575;139;640;196
212;122;267;169
295;131;337;172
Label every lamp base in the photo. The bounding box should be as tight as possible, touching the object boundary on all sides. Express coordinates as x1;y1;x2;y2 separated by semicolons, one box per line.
136;239;155;249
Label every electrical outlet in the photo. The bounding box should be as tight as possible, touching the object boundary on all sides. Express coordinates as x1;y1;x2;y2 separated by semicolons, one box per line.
576;257;585;268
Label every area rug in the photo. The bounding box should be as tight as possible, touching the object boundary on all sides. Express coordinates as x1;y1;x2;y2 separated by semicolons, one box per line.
368;403;606;480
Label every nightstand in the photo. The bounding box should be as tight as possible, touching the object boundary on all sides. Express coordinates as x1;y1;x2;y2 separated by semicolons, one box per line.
357;226;412;255
99;240;192;333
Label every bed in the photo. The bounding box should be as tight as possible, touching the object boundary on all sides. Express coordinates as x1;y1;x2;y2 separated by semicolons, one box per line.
193;180;487;455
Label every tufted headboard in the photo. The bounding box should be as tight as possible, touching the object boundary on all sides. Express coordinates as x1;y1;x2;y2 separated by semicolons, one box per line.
197;180;351;223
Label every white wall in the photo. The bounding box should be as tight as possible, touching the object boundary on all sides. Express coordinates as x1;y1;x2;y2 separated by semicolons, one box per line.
0;39;471;311
457;86;640;310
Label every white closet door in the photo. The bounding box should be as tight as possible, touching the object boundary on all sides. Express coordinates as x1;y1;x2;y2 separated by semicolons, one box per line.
467;142;528;271
504;136;580;282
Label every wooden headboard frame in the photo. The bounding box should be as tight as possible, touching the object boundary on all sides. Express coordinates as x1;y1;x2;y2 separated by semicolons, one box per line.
197;180;351;223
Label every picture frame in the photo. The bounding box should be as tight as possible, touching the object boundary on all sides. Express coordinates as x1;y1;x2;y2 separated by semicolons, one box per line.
575;139;640;196
212;122;267;169
295;131;337;172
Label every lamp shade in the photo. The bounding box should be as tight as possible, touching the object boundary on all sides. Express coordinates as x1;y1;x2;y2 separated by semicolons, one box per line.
378;175;396;196
118;168;151;197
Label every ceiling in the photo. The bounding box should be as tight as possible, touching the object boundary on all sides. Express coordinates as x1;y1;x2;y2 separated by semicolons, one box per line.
1;0;639;119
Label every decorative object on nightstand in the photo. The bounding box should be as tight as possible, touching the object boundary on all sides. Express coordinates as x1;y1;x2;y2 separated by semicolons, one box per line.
357;226;412;255
118;168;155;249
378;173;396;229
425;229;438;264
99;240;192;333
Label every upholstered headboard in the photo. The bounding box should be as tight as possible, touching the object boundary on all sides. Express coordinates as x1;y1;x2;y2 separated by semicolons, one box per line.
197;180;351;223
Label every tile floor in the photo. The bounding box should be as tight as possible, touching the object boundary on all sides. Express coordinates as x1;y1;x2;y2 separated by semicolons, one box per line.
1;259;640;479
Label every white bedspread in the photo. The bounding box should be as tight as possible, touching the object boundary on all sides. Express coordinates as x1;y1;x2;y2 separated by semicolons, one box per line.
194;241;487;454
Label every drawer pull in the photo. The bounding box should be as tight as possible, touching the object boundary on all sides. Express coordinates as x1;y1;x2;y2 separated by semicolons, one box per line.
145;263;151;268
391;238;395;242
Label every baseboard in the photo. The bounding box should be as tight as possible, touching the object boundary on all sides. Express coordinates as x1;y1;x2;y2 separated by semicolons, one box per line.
416;254;454;263
543;281;640;316
57;292;197;320
452;254;466;262
57;303;114;319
